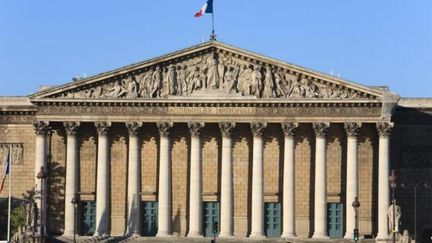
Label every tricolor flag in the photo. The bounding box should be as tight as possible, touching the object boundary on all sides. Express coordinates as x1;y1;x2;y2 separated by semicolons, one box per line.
194;0;213;17
0;149;10;194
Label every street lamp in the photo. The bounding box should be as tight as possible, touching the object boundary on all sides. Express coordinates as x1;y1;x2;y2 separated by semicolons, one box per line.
401;180;430;242
389;170;397;243
36;166;48;243
71;193;80;243
352;197;361;242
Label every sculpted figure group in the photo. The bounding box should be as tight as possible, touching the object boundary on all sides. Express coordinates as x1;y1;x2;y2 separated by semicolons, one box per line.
61;52;365;100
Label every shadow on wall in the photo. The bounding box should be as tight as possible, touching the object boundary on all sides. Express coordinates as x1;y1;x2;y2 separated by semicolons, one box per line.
46;160;66;235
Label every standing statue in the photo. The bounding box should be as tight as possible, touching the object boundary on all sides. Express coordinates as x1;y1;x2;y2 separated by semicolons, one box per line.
224;66;239;93
387;203;402;233
206;55;219;89
262;66;276;98
138;72;152;98
249;65;263;97
166;65;177;95
125;76;139;98
187;66;203;93
151;66;162;98
238;64;252;95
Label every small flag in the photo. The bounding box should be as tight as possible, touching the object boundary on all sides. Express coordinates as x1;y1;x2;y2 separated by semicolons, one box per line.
195;0;213;17
0;150;10;194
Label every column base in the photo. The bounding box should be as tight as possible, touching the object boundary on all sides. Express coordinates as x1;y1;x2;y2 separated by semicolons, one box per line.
62;230;75;237
187;232;204;238
344;232;354;239
219;232;234;238
249;232;266;238
312;232;329;239
281;232;297;238
156;232;172;237
376;232;390;240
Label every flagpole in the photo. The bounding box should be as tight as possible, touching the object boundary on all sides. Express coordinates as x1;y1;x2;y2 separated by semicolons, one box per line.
210;1;216;40
7;145;12;242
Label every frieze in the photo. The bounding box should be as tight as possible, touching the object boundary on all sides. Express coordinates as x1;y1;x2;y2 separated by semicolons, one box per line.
0;113;35;124
46;48;378;100
35;104;382;117
0;144;24;165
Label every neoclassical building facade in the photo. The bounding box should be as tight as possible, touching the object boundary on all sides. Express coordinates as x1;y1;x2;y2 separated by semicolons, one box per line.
0;41;431;241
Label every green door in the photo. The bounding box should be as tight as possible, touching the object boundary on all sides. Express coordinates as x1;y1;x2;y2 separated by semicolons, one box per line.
328;203;344;238
202;202;220;237
265;202;281;237
142;201;158;236
80;201;96;236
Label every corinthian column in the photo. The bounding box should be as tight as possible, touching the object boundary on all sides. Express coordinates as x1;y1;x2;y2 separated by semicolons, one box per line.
156;122;173;237
219;122;235;237
249;122;267;238
33;121;50;217
376;122;393;240
312;122;330;239
187;122;205;237
126;122;143;236
344;122;361;239
281;122;298;238
94;121;111;236
63;122;80;237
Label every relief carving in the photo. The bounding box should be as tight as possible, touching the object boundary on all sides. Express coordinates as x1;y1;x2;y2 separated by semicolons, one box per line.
0;144;24;165
54;50;375;100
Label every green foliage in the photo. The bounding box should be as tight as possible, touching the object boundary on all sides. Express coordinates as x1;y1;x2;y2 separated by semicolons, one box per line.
0;199;27;239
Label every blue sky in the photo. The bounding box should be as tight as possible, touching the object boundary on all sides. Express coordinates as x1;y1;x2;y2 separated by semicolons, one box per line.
0;0;431;97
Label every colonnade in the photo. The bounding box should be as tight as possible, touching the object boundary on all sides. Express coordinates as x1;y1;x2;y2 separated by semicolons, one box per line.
33;121;393;239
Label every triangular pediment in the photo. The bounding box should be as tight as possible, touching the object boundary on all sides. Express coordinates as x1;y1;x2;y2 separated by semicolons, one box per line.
30;41;389;101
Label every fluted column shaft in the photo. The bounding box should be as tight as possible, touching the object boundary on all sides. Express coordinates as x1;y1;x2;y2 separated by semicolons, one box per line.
187;122;204;237
249;122;267;238
64;122;80;236
376;122;393;240
94;122;111;236
281;122;298;238
344;123;360;239
157;122;173;237
34;122;49;208
312;122;329;239
219;122;235;237
126;122;142;235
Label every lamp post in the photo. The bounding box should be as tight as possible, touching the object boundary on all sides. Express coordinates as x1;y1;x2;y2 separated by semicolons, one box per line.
352;197;361;242
71;193;79;243
36;166;48;243
389;170;397;243
401;180;430;242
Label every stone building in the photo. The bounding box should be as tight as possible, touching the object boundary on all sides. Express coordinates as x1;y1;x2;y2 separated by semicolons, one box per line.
0;41;431;241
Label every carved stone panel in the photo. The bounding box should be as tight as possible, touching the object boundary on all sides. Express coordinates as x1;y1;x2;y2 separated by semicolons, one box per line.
0;144;24;165
46;48;377;101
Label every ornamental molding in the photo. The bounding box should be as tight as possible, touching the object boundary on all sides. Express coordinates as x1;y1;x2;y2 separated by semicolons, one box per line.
30;41;387;102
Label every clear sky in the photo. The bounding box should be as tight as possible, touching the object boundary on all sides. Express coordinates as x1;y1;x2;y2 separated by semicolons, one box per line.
1;0;431;97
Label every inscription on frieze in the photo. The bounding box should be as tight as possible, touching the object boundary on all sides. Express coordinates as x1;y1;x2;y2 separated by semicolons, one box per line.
37;104;381;117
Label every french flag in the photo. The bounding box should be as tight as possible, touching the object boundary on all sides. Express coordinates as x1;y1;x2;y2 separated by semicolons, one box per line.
194;0;213;17
0;149;10;194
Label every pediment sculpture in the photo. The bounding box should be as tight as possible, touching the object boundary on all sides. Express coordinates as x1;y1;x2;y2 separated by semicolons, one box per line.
50;49;376;100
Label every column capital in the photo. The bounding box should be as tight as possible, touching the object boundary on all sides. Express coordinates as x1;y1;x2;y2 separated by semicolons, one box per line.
188;122;205;137
126;122;143;136
250;122;267;137
219;122;236;137
33;121;50;135
157;122;173;136
95;122;111;136
313;122;329;138
64;122;80;136
376;122;393;137
344;122;361;137
282;122;298;137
